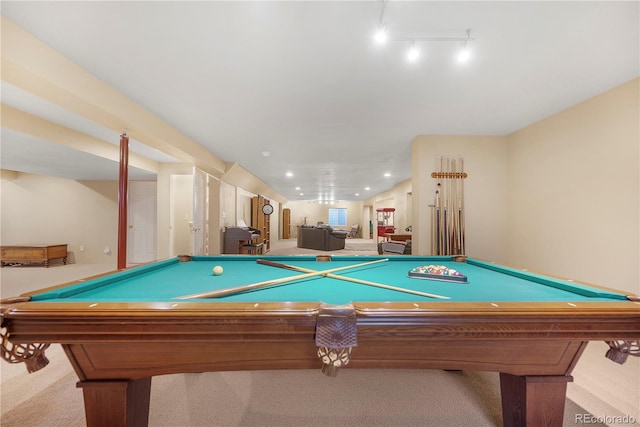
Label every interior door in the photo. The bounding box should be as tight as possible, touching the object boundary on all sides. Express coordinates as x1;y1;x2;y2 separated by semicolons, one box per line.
192;169;207;255
128;181;157;264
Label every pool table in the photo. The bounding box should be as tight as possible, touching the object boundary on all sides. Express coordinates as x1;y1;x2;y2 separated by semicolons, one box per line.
1;255;639;427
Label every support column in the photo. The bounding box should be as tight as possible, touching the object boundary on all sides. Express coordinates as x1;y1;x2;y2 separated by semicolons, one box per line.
118;132;129;270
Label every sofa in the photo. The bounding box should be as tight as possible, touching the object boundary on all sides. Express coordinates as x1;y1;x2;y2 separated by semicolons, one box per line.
297;225;348;251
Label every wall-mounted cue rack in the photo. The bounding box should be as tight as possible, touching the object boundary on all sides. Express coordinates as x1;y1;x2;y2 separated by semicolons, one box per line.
431;172;468;179
430;157;467;256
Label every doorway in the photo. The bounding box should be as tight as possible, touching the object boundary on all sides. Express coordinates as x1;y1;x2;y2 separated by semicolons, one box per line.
127;181;157;264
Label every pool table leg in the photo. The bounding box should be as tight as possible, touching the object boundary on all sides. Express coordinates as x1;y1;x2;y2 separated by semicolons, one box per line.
77;377;152;427
500;373;572;427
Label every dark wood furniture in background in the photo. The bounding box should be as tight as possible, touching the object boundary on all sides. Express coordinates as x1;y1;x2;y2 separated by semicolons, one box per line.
387;234;412;242
0;244;68;267
282;208;291;239
252;196;271;253
223;227;262;254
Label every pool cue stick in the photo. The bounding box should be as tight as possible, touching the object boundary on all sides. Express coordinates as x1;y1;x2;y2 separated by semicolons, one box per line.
431;159;441;255
437;158;441;255
457;160;462;253
443;211;447;254
443;158;447;254
443;159;447;255
445;158;451;254
430;195;436;254
460;158;465;254
175;258;390;299
257;259;450;300
437;157;443;255
440;157;446;254
434;194;439;255
435;184;441;254
451;159;458;254
455;160;460;254
437;159;440;254
456;164;460;251
448;158;453;253
452;160;458;254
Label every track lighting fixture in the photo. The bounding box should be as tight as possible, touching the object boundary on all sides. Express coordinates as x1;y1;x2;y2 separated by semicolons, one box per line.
373;1;475;64
375;28;475;63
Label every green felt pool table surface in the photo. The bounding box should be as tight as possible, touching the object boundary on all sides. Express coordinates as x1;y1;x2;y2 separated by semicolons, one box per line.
28;255;629;304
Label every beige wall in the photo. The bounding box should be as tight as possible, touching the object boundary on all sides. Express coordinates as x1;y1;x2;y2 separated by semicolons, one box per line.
1;164;203;263
506;78;639;424
411;135;509;260
0;164;253;261
0;170;119;264
507;78;639;294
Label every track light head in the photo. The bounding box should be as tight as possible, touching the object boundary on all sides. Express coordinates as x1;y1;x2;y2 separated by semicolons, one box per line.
457;42;471;63
374;23;388;44
407;41;419;62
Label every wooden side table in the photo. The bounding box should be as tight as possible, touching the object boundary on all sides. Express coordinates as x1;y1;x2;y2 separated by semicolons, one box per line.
1;244;68;267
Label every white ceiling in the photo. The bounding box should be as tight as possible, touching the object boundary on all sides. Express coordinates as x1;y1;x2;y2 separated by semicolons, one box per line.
1;1;638;201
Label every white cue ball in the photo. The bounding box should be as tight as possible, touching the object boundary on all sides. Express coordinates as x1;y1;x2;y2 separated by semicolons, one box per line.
213;265;224;276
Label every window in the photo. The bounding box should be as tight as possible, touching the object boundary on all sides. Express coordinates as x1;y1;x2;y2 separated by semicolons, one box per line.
328;208;347;226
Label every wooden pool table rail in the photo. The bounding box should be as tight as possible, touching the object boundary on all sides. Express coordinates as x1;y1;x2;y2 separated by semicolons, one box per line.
3;300;637;427
2;299;639;376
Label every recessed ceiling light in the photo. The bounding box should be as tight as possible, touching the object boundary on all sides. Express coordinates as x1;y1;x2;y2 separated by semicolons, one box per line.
262;151;270;157
299;193;304;196
384;173;391;177
365;187;370;191
355;193;360;196
295;186;301;190
286;172;293;177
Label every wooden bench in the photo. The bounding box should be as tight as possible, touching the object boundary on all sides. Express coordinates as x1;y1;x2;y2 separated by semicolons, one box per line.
240;242;264;255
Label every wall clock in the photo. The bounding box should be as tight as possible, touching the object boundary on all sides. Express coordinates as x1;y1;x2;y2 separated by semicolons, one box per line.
262;203;274;215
